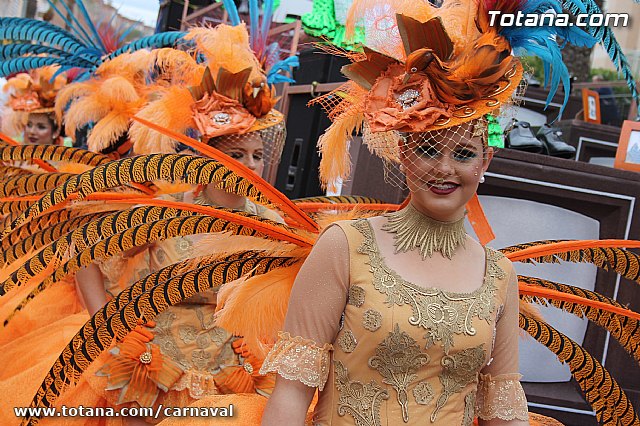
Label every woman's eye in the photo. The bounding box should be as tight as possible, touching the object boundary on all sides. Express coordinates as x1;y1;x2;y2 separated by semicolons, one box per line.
228;152;243;160
453;148;477;161
416;145;440;158
253;154;263;161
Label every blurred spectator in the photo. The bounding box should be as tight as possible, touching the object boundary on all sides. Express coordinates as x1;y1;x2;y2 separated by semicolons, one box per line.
592;75;621;126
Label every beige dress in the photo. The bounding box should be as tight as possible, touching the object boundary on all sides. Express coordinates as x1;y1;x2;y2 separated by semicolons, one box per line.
95;192;284;407
261;218;529;425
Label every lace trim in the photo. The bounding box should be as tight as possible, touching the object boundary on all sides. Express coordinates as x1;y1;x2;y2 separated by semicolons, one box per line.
172;369;221;399
476;373;529;421
259;332;333;391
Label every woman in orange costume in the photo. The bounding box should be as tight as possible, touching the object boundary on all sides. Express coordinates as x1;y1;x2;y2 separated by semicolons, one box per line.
1;67;66;146
259;0;602;425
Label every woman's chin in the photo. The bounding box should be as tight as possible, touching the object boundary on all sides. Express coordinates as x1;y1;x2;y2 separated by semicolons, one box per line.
411;196;468;221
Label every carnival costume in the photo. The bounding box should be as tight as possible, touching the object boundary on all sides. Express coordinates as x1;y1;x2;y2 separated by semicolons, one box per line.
0;1;640;426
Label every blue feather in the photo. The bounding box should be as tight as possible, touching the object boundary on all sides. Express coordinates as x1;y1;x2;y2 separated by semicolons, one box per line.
262;0;274;42
0;57;74;77
222;0;241;26
0;19;86;49
46;0;97;50
101;32;186;63
249;0;259;51
493;0;601;116
118;23;138;45
0;44;71;61
561;0;638;103
0;26;85;53
267;56;299;84
72;0;108;53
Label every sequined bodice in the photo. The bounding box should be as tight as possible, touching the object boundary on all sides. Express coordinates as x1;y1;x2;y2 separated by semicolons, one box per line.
313;219;511;426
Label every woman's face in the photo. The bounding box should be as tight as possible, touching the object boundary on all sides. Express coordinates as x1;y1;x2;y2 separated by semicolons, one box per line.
401;122;493;221
24;113;58;145
212;132;265;177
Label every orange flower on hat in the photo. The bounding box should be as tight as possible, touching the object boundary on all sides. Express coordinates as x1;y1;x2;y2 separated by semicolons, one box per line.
364;63;453;133
193;91;256;139
9;92;42;112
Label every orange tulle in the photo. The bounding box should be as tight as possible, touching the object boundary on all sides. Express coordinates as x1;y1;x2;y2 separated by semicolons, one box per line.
97;326;184;408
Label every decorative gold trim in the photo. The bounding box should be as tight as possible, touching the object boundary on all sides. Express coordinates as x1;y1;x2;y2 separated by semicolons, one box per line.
463;390;477;426
335;360;389;426
368;324;430;422
431;344;486;422
452;106;476;119
353;219;503;353
434;117;451;126
413;381;435;405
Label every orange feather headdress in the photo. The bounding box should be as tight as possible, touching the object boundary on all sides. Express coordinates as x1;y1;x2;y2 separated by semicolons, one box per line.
2;66;67;138
312;0;600;190
129;23;282;156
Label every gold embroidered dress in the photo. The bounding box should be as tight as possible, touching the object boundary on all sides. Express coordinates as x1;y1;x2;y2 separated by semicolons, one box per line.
261;218;528;425
90;191;283;410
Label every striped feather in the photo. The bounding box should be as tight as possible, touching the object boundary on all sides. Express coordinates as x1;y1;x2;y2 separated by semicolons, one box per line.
101;32;186;63
31;250;255;407
502;240;640;283
0;173;76;197
0;211;108;267
130;118;319;233
293;195;385;204
0;25;84;53
0;198;40;216
0;165;33;178
0;56;93;77
29;255;295;415
519;275;640;363
0;154;269;239
0;209;78;251
0;206;198;296
0;44;79;61
3;211;296;317
0;145;111;167
0;18;82;45
0;132;58;173
499;239;564;258
520;314;639;425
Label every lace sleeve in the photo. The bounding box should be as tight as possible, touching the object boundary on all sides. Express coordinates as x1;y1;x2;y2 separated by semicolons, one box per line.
259;332;333;390
476;373;528;421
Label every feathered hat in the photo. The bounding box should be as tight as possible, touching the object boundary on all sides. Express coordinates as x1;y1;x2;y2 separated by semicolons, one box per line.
315;0;638;190
1;66;67;138
129;23;284;156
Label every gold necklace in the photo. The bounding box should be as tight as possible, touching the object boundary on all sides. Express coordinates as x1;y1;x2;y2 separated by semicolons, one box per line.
382;203;467;259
